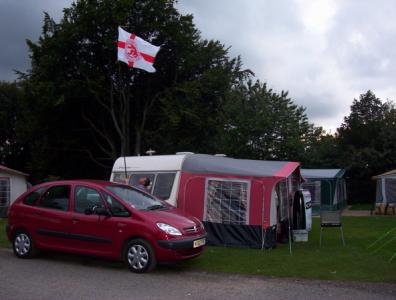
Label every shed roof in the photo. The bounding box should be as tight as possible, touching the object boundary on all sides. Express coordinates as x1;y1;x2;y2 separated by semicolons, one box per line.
0;165;28;177
372;169;396;179
301;168;345;179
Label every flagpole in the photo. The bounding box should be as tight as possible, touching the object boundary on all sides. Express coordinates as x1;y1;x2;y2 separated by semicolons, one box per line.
116;61;129;183
116;25;161;181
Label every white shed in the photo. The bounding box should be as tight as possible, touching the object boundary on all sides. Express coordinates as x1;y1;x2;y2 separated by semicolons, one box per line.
0;165;29;217
373;169;396;205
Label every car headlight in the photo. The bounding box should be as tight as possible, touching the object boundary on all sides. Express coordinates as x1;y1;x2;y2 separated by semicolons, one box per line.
156;223;182;236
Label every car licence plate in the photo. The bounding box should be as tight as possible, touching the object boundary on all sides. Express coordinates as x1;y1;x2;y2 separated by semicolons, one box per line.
193;238;206;248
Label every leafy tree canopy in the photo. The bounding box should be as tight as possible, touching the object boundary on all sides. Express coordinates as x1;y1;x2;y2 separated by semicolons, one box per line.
219;80;320;161
0;81;25;168
337;90;396;202
20;0;247;180
337;90;393;175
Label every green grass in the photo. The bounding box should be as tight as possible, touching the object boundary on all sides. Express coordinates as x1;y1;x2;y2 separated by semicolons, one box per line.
1;217;395;282
0;218;10;248
350;203;374;211
179;217;396;283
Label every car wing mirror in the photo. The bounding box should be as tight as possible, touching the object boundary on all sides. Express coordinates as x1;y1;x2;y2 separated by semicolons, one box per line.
84;208;93;215
93;206;111;217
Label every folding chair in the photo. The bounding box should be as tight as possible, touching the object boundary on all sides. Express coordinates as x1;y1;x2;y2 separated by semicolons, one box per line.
319;210;345;246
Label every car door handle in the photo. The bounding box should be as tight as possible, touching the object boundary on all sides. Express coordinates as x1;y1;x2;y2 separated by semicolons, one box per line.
72;218;80;224
34;212;42;216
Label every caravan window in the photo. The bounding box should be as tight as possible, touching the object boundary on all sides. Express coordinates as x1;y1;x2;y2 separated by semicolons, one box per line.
127;172;176;200
153;173;176;200
113;173;127;183
129;174;155;193
204;178;249;225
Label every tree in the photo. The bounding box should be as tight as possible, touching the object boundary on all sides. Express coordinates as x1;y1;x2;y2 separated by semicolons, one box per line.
20;0;246;180
149;54;250;154
338;90;389;173
300;132;340;168
337;90;395;202
378;104;396;167
218;80;319;161
0;81;25;169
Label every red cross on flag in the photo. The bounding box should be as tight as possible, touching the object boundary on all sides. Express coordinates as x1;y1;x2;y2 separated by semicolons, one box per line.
117;27;160;73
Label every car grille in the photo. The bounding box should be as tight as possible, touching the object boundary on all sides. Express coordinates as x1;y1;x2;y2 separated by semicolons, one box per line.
183;224;203;234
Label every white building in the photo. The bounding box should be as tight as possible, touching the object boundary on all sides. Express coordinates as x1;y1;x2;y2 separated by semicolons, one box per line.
0;165;29;217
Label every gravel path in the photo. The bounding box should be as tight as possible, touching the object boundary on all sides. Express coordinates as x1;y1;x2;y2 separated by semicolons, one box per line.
0;248;395;300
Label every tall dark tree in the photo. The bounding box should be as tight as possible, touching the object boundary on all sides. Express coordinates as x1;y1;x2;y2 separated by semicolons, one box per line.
151;55;249;154
338;90;389;173
0;81;26;169
337;90;394;202
301;132;340;168
380;106;396;167
219;80;319;161
20;0;244;181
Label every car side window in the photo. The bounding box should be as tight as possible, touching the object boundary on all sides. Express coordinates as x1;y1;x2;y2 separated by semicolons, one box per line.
23;187;46;206
37;185;70;211
104;193;130;217
74;186;104;214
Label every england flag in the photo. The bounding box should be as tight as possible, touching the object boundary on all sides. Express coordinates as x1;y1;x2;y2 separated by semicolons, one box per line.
117;27;160;73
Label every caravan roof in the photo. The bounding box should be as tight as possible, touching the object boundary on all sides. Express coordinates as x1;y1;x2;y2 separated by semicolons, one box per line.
112;155;187;172
113;154;300;179
182;154;299;178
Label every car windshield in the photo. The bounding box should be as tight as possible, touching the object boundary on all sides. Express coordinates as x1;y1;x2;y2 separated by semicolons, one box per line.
105;185;168;211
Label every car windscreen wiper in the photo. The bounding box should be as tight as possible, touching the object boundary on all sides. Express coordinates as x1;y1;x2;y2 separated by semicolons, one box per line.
146;204;166;210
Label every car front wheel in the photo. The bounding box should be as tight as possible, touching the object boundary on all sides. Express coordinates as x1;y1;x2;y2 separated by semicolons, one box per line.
124;238;156;273
13;230;36;258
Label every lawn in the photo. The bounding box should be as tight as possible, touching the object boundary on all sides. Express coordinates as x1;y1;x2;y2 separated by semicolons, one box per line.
0;218;10;248
179;216;396;283
1;217;395;282
350;203;373;211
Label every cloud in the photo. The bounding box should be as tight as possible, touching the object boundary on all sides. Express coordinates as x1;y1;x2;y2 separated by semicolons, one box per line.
0;0;71;80
1;0;395;132
297;0;338;34
177;0;396;131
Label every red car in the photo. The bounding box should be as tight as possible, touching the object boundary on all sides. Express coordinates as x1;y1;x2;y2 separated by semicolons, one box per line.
6;180;206;273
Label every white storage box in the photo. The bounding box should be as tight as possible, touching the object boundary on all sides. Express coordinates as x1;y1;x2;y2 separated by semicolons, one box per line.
292;229;309;242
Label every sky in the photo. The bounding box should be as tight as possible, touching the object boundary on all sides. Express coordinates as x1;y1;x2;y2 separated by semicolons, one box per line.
1;0;396;132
